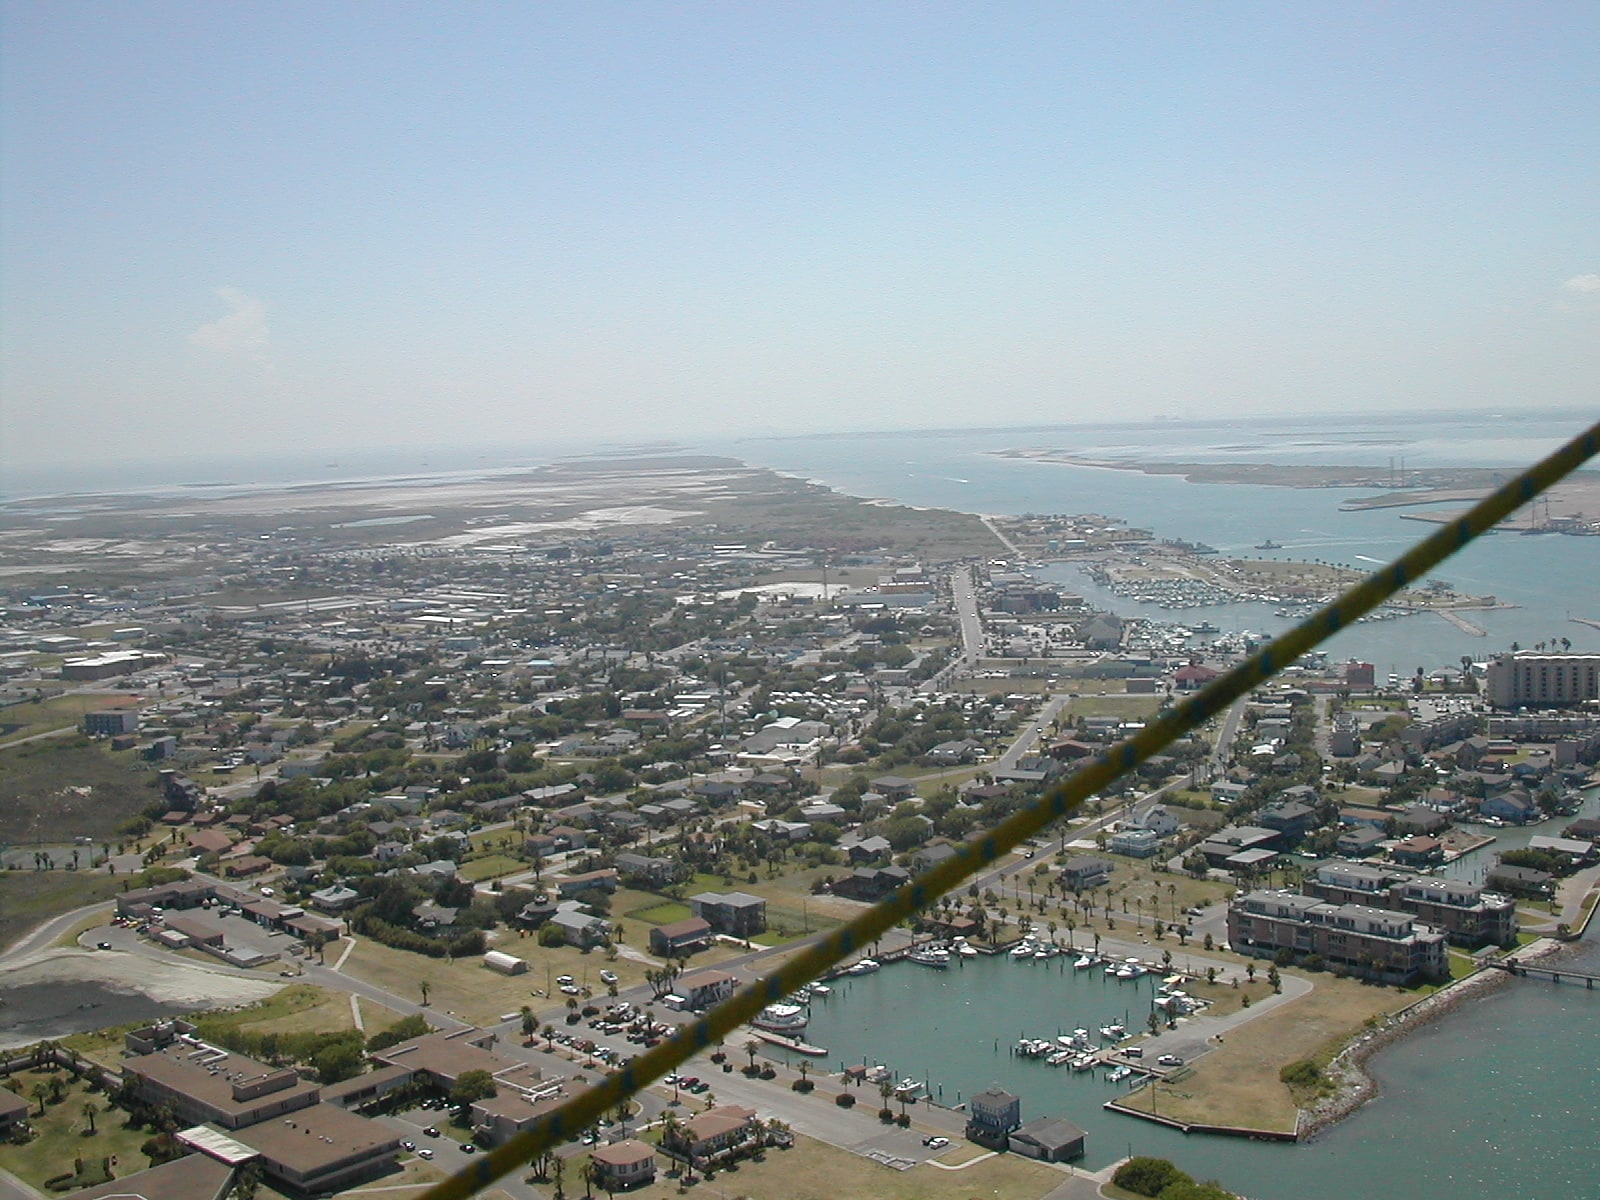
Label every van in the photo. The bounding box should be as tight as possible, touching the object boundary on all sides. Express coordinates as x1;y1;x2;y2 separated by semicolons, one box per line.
1123;1046;1143;1058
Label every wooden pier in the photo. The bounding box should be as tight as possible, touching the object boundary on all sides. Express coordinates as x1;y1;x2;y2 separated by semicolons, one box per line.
1486;957;1600;989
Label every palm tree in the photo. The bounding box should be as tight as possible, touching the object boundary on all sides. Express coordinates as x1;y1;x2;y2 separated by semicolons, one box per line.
81;1100;98;1135
744;1039;760;1072
418;980;431;1006
30;1082;49;1116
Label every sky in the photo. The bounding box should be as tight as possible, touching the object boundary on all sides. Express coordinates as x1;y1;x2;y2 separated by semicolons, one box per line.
2;2;1597;473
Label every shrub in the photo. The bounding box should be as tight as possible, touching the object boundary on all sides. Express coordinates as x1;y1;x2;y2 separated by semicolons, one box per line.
792;1079;814;1093
1113;1156;1188;1197
895;1113;911;1127
1279;1060;1323;1089
834;1092;855;1108
759;1067;776;1080
878;1107;895;1123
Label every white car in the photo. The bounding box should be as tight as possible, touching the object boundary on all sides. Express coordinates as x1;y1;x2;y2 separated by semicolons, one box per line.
923;1136;949;1149
599;970;619;985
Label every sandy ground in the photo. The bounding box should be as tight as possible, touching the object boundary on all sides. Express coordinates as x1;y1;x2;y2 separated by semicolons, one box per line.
0;948;280;1048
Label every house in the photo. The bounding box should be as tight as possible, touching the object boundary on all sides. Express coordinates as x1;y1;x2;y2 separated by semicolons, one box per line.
667;1105;760;1163
1058;856;1113;891
1481;792;1538;825
842;834;892;863
1391;836;1444;867
689;891;767;938
650;917;715;957
1131;805;1181;838
911;841;959;872
870;775;918;800
1108;827;1162;858
554;869;619;899
1336;826;1388;858
1486;863;1554;897
614;852;677;887
674;970;739;1010
308;884;362;913
590;1138;657;1190
965;1085;1022;1149
548;906;611;948
832;865;911;901
1009;1115;1086;1162
1257;801;1319;842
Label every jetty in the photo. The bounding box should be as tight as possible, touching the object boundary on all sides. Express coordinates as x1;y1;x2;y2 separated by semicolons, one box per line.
1485;957;1600;990
1434;609;1487;636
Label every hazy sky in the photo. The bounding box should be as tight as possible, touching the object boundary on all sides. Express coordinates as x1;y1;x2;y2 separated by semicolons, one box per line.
2;2;1597;471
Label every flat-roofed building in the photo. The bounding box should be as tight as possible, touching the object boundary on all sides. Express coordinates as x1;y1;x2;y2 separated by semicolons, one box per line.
369;1029;505;1090
69;1151;234;1200
123;1047;321;1130
1486;653;1600;709
231;1102;401;1194
1227;890;1448;984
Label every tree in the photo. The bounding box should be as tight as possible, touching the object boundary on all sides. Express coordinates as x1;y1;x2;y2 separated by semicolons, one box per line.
745;1039;760;1072
450;1069;497;1108
81;1100;98;1135
30;1082;48;1116
418;980;431;1006
521;1006;537;1044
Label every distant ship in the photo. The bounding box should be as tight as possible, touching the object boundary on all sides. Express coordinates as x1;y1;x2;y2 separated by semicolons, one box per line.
1254;539;1283;550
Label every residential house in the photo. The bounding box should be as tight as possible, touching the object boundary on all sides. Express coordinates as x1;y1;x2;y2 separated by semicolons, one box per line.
965;1086;1022;1150
673;970;739;1011
689;891;767;938
1058;856;1113;891
666;1105;760;1164
590;1139;658;1190
650;917;715;957
1009;1116;1086;1163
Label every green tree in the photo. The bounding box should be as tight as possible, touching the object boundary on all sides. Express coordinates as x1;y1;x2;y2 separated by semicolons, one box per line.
449;1069;497;1108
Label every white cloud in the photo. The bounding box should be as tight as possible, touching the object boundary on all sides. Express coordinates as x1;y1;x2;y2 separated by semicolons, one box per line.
190;287;271;364
1561;273;1600;295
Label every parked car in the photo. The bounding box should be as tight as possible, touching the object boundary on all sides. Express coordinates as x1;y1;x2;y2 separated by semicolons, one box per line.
1157;1054;1184;1067
417;1148;434;1160
923;1135;950;1149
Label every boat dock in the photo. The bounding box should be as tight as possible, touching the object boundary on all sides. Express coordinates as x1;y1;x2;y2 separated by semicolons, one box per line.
750;1028;829;1055
1486;957;1600;990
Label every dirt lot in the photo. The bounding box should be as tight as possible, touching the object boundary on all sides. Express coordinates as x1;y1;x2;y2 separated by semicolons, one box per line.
1123;972;1416;1133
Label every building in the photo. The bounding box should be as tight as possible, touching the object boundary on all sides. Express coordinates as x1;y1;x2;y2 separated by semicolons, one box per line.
1485;653;1600;709
649;917;715;957
1009;1115;1086;1162
230;1102;401;1194
122;1046;321;1130
1305;862;1515;948
591;1138;658;1190
1227;890;1448;984
689;891;767;938
0;1089;28;1136
673;969;739;1010
84;708;140;735
70;1152;235;1200
672;1105;760;1162
965;1085;1022;1149
1058;856;1113;891
483;949;528;974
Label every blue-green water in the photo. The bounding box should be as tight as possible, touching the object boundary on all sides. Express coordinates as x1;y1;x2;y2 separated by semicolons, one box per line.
786;940;1600;1200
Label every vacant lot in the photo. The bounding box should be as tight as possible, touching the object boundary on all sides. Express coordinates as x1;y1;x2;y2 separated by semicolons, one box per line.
0;870;124;953
0;738;157;843
0;693;140;746
1122;972;1416;1133
573;1132;1064;1200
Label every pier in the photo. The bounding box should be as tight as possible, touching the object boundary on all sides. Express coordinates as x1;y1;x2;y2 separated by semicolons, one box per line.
1485;957;1600;990
1433;608;1487;636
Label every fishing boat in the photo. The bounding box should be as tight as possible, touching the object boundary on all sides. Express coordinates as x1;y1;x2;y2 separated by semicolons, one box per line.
952;938;978;958
1074;954;1096;970
1106;1065;1133;1083
1099;1022;1127;1041
846;958;880;975
909;945;951;968
1010;940;1040;960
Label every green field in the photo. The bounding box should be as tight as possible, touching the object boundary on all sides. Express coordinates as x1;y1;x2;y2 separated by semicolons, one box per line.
626;900;693;925
0;1070;153;1191
0;738;157;844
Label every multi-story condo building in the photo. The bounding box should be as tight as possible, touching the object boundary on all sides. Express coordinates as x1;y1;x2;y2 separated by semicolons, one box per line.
1227;890;1448;984
1485;653;1600;709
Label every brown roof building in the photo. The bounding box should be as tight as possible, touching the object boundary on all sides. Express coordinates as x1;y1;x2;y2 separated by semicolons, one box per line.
123;1048;321;1130
231;1101;401;1194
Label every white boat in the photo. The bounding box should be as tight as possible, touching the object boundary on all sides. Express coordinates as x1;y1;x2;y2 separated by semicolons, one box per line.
1074;955;1095;970
751;1003;808;1033
1071;1054;1097;1071
1100;1023;1127;1041
1010;941;1039;960
810;983;830;995
909;946;951;968
953;939;979;958
847;959;880;975
1047;1049;1075;1066
1033;948;1051;960
1106;1065;1133;1083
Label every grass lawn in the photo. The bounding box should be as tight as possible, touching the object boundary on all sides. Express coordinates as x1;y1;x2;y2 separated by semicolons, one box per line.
1123;972;1415;1134
0;870;125;953
52;909;114;948
582;1132;1064;1200
0;1070;152;1191
628;900;693;925
1062;695;1164;720
458;854;524;883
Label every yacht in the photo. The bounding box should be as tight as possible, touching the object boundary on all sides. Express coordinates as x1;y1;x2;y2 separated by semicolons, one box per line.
909;945;951;968
1074;954;1096;970
1100;1022;1127;1041
751;1003;808;1033
846;958;880;975
952;938;979;958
